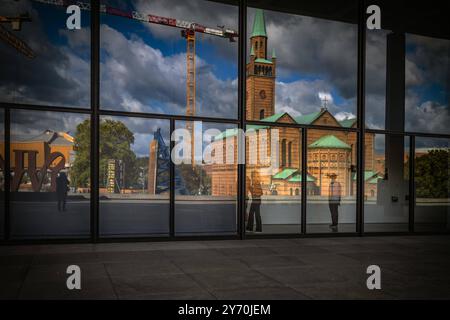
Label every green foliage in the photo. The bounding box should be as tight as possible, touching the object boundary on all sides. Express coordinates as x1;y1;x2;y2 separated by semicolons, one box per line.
178;164;211;195
415;150;450;198
71;119;139;189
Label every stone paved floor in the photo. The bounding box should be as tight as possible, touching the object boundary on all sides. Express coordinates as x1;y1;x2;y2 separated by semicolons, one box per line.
1;235;449;299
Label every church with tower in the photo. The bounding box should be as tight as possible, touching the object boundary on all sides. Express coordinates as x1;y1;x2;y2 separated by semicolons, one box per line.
207;9;379;198
148;9;379;199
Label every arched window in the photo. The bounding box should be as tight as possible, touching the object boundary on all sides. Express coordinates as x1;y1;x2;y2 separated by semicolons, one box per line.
290;188;293;196
259;109;265;119
295;188;300;196
255;41;258;50
288;142;292;167
281;139;287;167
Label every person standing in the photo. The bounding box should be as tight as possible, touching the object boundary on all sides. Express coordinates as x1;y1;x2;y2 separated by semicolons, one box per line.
328;173;341;231
56;171;69;212
246;170;263;232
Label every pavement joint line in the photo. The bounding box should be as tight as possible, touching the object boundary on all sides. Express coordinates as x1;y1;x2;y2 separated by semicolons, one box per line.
236;254;315;300
102;262;120;300
167;256;219;300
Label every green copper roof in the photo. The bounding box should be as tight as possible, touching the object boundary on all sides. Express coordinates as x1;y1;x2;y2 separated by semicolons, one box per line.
214;128;239;141
352;171;378;181
288;174;316;183
261;113;285;122
272;168;298;180
255;58;273;64
294;110;325;125
251;9;267;37
339;118;357;128
250;44;255;56
309;135;352;150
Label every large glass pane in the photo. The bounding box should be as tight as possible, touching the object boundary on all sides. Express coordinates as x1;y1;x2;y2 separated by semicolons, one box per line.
306;129;357;233
245;7;357;128
414;137;450;232
10;110;90;239
175;121;237;235
365;29;389;130
405;35;450;134
0;0;90;108
99;116;170;237
100;0;238;118
364;133;409;232
245;124;302;234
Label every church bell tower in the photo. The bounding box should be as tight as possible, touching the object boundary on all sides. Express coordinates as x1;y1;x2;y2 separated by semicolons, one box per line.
246;9;276;120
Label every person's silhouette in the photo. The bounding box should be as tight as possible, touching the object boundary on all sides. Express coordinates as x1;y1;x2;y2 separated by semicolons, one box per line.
328;173;341;231
56;171;69;212
247;170;263;232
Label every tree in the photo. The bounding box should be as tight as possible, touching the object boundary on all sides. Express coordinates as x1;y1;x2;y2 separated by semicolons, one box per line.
177;164;211;195
71;119;138;190
414;149;449;198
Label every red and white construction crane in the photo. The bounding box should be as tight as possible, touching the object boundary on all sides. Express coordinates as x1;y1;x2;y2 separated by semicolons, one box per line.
31;0;239;120
0;12;35;58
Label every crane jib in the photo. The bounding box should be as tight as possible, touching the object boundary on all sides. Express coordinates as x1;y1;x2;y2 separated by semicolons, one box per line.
32;0;238;39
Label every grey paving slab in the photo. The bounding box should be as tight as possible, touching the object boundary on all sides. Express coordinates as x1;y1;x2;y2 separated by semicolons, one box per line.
292;282;396;300
31;252;100;266
105;260;183;277
213;287;311;300
170;256;251;274
189;269;283;291
237;255;306;269
19;277;117;300
257;266;351;287
1;235;450;300
110;273;204;299
0;265;28;299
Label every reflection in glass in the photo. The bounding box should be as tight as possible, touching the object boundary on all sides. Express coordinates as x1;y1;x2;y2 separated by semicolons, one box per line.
9;110;90;239
306;130;357;233
245;125;302;234
414;138;450;232
365;29;389;130
246;7;357;125
175;121;237;235
99;116;170;237
405;34;450;134
100;0;238;119
364;134;409;232
0;0;90;108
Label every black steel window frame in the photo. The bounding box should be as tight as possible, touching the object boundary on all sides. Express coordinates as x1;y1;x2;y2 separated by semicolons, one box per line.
0;0;449;244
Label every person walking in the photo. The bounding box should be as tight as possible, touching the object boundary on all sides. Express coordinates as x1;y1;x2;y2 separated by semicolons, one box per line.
247;170;263;232
328;173;341;231
56;171;69;212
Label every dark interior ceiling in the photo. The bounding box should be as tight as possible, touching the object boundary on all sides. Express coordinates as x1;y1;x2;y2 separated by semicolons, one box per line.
211;0;450;40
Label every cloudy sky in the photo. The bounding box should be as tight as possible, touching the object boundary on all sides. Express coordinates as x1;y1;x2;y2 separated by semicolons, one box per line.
0;0;449;151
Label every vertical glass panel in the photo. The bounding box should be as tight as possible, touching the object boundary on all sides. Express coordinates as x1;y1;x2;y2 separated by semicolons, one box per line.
175;121;237;235
100;0;238;118
306;129;357;233
0;109;4;238
414;137;450;232
10;110;90;239
364;134;409;232
99;116;170;237
405;34;450;134
245;7;357;127
245;125;302;234
365;29;389;130
0;0;90;108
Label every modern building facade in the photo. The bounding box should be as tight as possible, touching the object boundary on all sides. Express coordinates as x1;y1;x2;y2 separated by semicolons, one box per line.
0;0;448;242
